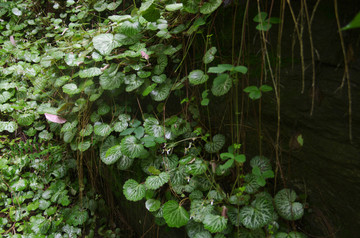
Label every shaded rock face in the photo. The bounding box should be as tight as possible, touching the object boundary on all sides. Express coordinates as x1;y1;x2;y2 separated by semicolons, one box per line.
258;1;360;237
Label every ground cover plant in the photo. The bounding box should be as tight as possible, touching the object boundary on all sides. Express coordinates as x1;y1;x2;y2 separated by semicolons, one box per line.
0;0;341;237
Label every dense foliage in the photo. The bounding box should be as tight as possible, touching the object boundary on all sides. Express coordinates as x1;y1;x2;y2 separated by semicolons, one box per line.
0;0;309;237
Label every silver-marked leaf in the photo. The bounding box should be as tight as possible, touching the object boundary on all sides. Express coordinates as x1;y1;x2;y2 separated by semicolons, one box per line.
79;67;102;78
200;0;222;14
250;156;272;172
17;113;35;126
212;74;232;96
190;199;214;223
116;155;134;170
144;117;164;137
244;174;261;194
121;135;145;159
203;214;228;233
145;199;161;212
78;140;91;152
0;121;18;133
165;3;183;11
79;124;93;137
102;145;122;165
239;197;274;229
275;231;307;238
203;47;217;64
123;179;145;201
227;206;241;226
150;83;171;101
274;189;304;221
145;172;170;190
188;70;208;85
185;159;207;175
205;134;225;153
94;123;112;137
186;219;208;238
163;200;190;228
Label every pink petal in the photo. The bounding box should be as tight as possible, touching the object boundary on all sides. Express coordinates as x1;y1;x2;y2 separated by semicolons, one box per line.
10;36;16;46
44;113;67;124
141;51;149;60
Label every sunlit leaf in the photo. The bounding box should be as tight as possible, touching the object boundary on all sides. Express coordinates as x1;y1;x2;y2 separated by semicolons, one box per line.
93;34;119;56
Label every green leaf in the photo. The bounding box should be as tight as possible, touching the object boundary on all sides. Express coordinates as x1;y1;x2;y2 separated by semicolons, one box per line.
94;123;112;137
259;84;273;92
166;3;183;11
208;64;233;73
145;172;170;190
342;12;360;30
93;34;119;56
200;0;222;15
212;74;233;96
275;232;307;238
143;83;157;96
205;134;225;153
121;135;145;159
233;65;248;74
274;189;304;221
163;200;190;228
203;47;217;64
186;219;209;238
235;154;246;163
144;117;164;137
17;114;35;126
220;152;234;160
239;197;274;229
39;130;53;140
134;126;145;139
0;121;18;133
152;74;166;83
63;83;80;95
188;70;209;85
220;158;234;170
145;199;161;212
253;12;268;23
203;214;228;233
297;134;304;146
244;86;261;100
123;179;145;201
256;22;272;31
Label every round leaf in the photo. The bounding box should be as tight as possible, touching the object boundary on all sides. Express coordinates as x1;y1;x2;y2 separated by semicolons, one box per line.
92;34;119;56
203;214;228;233
274;189;304;221
145;172;170;190
123;179;146;201
121;135;145;159
200;0;222;14
163;200;190;228
205;134;225;153
188;70;208;85
211;74;232;96
145;199;161;212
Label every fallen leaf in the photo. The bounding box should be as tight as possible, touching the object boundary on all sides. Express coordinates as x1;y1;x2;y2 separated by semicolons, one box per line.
44;113;67;124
